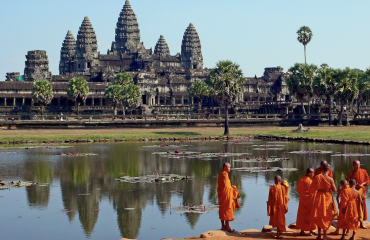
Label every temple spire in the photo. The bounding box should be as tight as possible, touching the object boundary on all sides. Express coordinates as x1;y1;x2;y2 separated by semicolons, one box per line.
59;30;77;74
181;23;203;69
154;35;170;56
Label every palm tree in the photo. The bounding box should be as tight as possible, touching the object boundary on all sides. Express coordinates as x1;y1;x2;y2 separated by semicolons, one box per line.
297;26;313;64
31;80;54;118
356;70;370;114
67;77;89;117
189;81;210;112
313;64;336;125
206;60;245;135
122;83;141;116
114;73;134;86
104;83;124;117
333;68;359;125
286;63;318;115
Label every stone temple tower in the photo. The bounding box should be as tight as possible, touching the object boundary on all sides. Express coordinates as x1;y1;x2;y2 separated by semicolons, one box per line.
24;50;52;81
154;35;170;56
59;30;77;75
111;0;141;55
181;23;203;69
76;17;99;73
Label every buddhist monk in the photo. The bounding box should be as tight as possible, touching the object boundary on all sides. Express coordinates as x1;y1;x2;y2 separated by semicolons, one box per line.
314;161;333;178
334;180;349;236
267;175;289;239
338;179;363;240
310;163;337;240
346;160;369;229
217;162;239;232
296;168;316;236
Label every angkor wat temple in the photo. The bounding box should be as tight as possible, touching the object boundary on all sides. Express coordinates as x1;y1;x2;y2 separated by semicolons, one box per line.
2;0;290;118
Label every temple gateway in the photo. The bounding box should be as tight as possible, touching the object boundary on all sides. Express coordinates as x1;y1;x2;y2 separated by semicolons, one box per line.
2;0;290;119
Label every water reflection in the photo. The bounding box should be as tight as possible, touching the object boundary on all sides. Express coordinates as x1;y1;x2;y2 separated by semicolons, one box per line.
1;141;370;239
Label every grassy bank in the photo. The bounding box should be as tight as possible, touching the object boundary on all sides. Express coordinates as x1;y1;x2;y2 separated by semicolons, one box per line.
0;126;369;143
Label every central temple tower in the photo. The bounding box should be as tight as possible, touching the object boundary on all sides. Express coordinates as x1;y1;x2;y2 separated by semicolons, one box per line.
111;0;142;55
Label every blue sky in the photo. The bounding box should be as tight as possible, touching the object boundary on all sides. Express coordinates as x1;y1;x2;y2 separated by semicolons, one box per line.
1;0;369;79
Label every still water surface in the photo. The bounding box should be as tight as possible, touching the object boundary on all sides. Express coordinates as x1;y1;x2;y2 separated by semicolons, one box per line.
0;140;369;240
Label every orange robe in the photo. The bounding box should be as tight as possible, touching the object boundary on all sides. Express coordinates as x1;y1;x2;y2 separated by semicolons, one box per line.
309;174;338;231
347;168;369;221
337;186;349;228
217;170;238;221
267;185;288;232
296;176;316;231
337;187;361;232
314;166;333;178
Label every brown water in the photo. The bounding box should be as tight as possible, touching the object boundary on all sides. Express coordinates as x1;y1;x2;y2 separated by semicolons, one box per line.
0;140;369;240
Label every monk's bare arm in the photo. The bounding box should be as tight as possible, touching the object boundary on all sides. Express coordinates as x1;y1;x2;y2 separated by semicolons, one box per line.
330;178;337;192
336;192;340;206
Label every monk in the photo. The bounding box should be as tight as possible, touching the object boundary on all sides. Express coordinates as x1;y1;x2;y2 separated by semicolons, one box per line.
334;180;349;236
310;163;337;240
217;162;239;232
346;160;369;229
267;175;289;239
338;179;363;240
314;161;333;178
296;168;316;236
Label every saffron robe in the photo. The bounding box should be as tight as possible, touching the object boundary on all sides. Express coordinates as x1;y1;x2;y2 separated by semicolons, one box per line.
296;176;316;231
217;170;238;221
310;174;338;231
337;187;361;232
314;166;333;178
337;185;349;229
347;168;369;221
267;185;288;232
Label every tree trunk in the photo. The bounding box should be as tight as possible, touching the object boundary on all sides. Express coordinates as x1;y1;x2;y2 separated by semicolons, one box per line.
198;98;202;113
357;98;361;114
307;97;311;116
327;96;333;126
224;103;229;136
304;44;307;64
339;102;344;126
77;104;79;118
301;101;306;115
122;106;125;118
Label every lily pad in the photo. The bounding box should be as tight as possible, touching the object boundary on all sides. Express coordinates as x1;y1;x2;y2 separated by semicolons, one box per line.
234;157;289;163
288;150;332;154
232;167;298;172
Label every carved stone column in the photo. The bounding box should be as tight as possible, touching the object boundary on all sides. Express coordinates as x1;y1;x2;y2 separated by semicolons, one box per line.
100;98;103;106
13;98;16;106
181;96;184;105
58;98;61;107
4;98;6;107
31;99;34;107
91;97;94;106
22;98;25;106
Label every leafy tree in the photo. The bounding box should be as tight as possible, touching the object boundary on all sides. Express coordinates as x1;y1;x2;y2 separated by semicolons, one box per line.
286;63;318;115
105;83;124;116
67;77;89;117
190;81;210;111
297;26;313;64
206;60;245;135
313;64;336;125
356;70;370;114
31;80;54;117
122;83;141;116
114;73;134;86
333;68;359;125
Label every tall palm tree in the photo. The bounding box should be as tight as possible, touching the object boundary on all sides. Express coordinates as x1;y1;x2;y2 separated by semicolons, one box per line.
189;81;210;112
31;80;54;117
67;77;89;117
122;83;141;116
104;83;124;117
313;64;336;125
297;26;313;64
286;63;318;115
206;60;245;135
356;69;370;114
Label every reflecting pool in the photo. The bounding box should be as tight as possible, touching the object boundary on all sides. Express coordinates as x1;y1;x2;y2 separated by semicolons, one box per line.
0;140;369;240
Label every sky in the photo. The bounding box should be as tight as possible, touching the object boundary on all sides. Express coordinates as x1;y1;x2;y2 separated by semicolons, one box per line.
1;0;370;80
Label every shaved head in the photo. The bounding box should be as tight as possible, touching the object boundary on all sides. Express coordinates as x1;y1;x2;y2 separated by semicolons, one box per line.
353;160;360;171
340;180;348;185
320;161;328;167
223;162;230;168
323;163;331;172
274;175;282;182
223;162;231;173
349;179;356;186
306;168;314;175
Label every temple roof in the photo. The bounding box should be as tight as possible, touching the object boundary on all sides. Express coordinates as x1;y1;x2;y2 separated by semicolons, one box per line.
114;0;141;54
59;30;77;74
181;23;203;60
76;17;98;55
154;35;170;56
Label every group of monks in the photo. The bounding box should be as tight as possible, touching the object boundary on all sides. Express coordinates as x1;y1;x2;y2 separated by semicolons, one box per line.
217;160;369;240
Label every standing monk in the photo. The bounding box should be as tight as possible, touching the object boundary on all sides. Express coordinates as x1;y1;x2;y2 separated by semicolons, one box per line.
310;164;337;240
346;160;369;228
296;168;316;236
267;175;289;239
314;161;333;178
338;179;363;240
217;162;239;232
